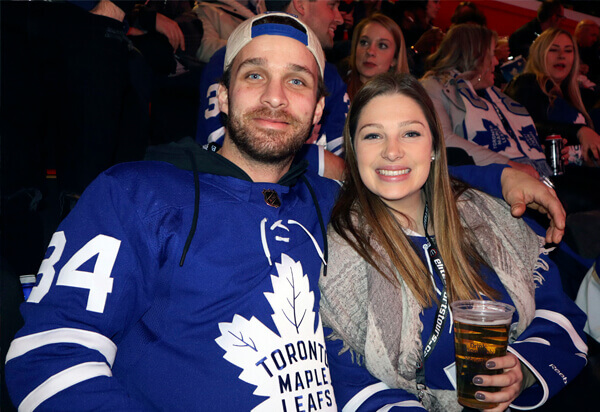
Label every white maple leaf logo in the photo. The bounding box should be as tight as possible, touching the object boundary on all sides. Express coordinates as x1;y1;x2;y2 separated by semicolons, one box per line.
216;253;336;411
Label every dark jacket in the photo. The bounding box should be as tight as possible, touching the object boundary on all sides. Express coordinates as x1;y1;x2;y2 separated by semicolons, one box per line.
505;73;585;144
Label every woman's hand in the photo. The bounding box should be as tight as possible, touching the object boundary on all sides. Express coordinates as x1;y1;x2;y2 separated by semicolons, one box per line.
472;353;523;412
577;126;600;163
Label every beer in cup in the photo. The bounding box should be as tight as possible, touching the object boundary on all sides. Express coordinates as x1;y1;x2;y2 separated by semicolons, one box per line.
450;300;515;409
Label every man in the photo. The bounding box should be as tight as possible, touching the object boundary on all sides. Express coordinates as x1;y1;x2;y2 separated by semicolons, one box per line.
509;0;565;59
575;19;600;85
196;0;347;179
5;12;564;412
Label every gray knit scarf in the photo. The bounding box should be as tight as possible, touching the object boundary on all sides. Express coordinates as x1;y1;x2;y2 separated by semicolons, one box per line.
319;189;545;411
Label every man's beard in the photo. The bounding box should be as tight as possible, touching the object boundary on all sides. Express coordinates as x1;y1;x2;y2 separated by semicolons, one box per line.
225;105;314;165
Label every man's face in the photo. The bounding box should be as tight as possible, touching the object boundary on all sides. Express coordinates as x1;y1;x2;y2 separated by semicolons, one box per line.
549;6;565;28
218;35;325;165
578;24;600;48
303;1;343;49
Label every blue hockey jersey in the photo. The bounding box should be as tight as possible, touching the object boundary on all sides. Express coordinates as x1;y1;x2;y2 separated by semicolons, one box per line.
6;150;341;411
195;47;350;167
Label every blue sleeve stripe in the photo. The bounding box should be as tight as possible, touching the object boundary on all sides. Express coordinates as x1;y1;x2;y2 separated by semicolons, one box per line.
19;362;112;412
534;309;588;353
377;400;426;411
342;382;390;412
506;347;549;410
6;328;117;367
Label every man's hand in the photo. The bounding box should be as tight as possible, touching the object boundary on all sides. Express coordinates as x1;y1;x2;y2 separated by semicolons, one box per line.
501;167;565;244
90;0;125;22
507;160;539;180
156;13;185;51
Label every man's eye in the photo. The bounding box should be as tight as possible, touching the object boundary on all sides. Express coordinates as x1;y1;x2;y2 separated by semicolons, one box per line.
290;78;305;86
248;73;262;80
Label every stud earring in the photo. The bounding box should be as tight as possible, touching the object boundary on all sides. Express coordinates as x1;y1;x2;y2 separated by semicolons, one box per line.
431;154;436;161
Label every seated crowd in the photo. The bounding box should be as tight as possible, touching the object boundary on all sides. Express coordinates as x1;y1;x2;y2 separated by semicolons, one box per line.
2;1;600;411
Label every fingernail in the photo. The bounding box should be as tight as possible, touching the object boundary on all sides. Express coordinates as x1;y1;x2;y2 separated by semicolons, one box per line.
473;376;483;385
475;393;486;401
486;360;496;368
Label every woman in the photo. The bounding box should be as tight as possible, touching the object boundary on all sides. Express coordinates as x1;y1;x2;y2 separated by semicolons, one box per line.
345;13;409;99
505;28;600;165
320;73;587;411
421;24;600;215
421;24;546;179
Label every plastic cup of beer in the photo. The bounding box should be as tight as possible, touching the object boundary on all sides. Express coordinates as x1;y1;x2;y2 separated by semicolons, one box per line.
451;300;515;409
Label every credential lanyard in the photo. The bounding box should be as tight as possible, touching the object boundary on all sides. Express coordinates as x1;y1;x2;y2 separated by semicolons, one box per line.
415;202;449;401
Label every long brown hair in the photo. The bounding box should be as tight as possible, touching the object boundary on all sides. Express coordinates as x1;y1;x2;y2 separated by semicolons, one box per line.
347;13;409;100
424;24;496;83
331;73;496;307
525;27;592;126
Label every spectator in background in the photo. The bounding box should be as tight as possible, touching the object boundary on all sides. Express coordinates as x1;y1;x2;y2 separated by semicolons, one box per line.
506;28;600;165
494;36;511;89
422;24;600;216
575;19;600;84
192;0;256;64
509;0;564;59
343;13;409;100
381;0;443;78
449;1;487;27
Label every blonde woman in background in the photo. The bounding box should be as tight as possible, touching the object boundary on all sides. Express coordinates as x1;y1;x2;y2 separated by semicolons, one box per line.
506;27;600;164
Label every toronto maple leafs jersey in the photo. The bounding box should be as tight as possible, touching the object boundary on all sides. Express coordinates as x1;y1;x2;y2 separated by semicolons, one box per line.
195;47;350;160
5;154;341;411
324;235;588;412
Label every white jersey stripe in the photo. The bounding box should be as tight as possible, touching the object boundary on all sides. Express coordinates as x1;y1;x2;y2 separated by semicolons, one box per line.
507;347;548;410
18;362;112;412
342;382;390;412
378;400;426;411
513;337;550;346
535;309;588;353
6;328;117;367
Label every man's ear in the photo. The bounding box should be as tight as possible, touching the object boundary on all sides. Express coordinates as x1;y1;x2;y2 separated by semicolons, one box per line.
217;83;229;116
312;96;325;126
292;0;308;17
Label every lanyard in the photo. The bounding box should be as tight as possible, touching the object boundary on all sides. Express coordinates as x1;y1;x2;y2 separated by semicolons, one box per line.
415;202;449;401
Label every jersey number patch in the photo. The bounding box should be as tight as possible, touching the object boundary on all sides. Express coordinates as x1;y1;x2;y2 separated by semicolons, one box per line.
28;231;121;313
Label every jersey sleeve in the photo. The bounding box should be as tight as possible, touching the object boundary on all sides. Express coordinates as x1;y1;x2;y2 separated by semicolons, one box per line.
316;63;349;157
508;251;588;410
449;164;506;199
325;331;426;412
195;47;227;146
4;169;159;411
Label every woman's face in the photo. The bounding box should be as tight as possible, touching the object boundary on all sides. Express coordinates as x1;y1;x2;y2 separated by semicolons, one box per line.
356;23;397;84
354;93;434;216
474;39;498;89
545;33;575;84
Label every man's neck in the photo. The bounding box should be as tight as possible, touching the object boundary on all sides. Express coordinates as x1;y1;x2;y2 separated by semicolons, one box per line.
219;139;293;183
